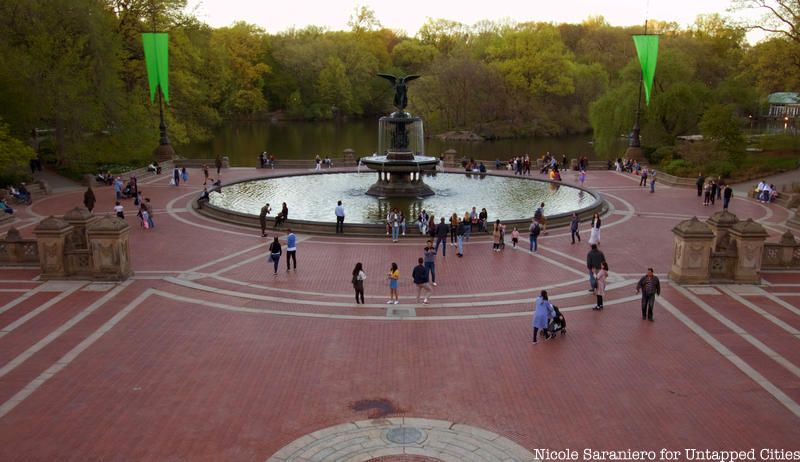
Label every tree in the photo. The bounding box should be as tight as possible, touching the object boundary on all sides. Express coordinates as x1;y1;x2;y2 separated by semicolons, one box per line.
211;22;271;117
0;118;34;185
348;5;381;33
699;104;746;163
731;0;800;43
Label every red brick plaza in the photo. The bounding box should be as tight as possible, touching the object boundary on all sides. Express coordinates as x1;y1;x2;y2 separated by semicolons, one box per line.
1;166;798;461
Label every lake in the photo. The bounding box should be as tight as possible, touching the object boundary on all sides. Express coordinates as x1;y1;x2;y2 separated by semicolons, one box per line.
181;120;607;167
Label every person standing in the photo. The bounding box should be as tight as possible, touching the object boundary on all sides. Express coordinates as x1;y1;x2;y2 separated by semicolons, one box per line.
511;226;520;248
532;290;556;344
578;170;586;187
723;184;733;210
181;167;189;183
492;219;502;252
570;213;581;244
586;244;606;293
716;177;724;201
423;240;437;286
710;180;718;205
215;154;222;175
434;218;448;256
456;218;465;257
387;262;400;304
529;219;541;253
114;177;123;199
335;200;345;234
172;167;180;187
203;164;209;185
636;268;661;321
639;166;648;187
83;186;96;213
259;203;271;237
588;213;601;246
268;236;282;276
649;170;657;193
696;173;705;197
449;213;459;247
594;261;609;310
352;262;366;304
412;257;432;304
286;229;297;272
390;209;400;243
144;198;155;228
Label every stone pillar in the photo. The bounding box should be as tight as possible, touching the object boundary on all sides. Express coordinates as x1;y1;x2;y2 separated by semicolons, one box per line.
706;210;738;252
777;230;798;267
729;218;769;284
443;149;457;168
87;215;133;281
34;216;74;279
63;206;98;250
669;217;715;284
222;156;230;168
342;148;355;165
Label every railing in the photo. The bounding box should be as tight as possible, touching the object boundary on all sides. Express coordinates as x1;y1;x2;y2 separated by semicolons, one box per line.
710;252;736;280
0;239;39;266
762;242;800;268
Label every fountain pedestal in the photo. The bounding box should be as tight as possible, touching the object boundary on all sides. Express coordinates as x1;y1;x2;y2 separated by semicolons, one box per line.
362;113;438;197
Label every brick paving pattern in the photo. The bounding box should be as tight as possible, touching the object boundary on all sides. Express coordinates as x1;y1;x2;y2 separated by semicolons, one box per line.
0;167;798;461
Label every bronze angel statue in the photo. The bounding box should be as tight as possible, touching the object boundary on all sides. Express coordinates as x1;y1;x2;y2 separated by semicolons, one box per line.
377;74;420;111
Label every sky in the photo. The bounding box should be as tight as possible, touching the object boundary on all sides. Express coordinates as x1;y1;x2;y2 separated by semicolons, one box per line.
186;0;767;41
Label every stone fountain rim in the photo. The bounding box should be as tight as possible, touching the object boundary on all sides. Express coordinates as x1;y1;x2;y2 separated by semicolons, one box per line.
196;170;607;235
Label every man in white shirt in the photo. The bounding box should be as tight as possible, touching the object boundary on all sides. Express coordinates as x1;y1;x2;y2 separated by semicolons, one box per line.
335;200;345;234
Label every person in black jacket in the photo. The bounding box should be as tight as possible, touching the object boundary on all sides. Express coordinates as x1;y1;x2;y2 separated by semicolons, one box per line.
723;185;733;210
412;257;432;304
586;244;606;293
434;218;449;256
696;173;705;197
268;237;282;276
456;219;466;257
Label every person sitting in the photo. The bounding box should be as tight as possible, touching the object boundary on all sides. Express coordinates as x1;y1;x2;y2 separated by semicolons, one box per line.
478;162;486;173
0;199;13;214
146;162;161;174
274;203;288;228
199;187;209;202
15;184;31;204
769;185;779;203
212;178;222;187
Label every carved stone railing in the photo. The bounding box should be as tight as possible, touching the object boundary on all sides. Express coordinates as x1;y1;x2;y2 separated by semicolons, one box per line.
0;228;38;265
709;252;736;281
762;231;800;269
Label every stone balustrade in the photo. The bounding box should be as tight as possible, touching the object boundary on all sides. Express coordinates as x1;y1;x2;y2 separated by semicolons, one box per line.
670;211;799;284
0;227;38;265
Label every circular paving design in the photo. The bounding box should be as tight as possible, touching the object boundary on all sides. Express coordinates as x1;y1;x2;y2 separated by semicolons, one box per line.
267;418;537;462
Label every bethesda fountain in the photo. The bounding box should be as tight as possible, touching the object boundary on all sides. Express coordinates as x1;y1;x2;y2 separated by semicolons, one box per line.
361;74;439;197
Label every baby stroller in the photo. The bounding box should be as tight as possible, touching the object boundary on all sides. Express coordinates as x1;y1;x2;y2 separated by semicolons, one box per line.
548;306;567;337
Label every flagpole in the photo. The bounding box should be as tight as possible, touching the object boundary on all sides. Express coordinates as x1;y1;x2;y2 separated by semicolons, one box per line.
149;12;175;161
630;20;648;149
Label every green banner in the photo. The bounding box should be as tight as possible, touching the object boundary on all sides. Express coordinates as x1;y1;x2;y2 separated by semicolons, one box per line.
633;35;659;106
141;33;169;104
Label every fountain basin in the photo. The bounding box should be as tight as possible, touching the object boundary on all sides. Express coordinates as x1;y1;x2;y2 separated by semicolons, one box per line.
198;171;606;236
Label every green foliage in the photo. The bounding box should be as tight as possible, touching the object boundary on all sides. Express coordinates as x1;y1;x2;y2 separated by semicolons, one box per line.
0;119;34;185
699;104;746;164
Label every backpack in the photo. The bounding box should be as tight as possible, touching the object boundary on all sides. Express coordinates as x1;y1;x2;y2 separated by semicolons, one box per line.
531;223;541;237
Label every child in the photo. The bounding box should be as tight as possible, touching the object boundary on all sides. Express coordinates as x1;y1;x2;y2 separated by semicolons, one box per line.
511;226;519;248
578;170;586;186
114;201;124;219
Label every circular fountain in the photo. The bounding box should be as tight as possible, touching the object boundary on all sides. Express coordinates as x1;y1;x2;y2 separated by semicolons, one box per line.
361;74;438;197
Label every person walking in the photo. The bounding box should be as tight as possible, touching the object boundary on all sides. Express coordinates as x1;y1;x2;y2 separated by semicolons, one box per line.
334;200;345;233
533;203;547;234
434;218;448;256
696;173;705;197
423;240;437;286
593;261;609;310
203;164;209;185
285;229;297;272
268;236;282;276
636;268;661;321
710;180;718;205
528;219;541;253
723;184;733;210
144;198;155;228
83;186;96;213
586;244;606;293
639;166;648;187
456;218;465;257
649;170;657;193
181;167;189;183
412;257;432;304
570;213;581;244
172;167;180;187
259;203;271;237
578;170;586;187
215;154;222;175
511;226;520;248
387;262;400;304
352;262;366;304
532;290;556;344
588;213;601;246
390;209;400;242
